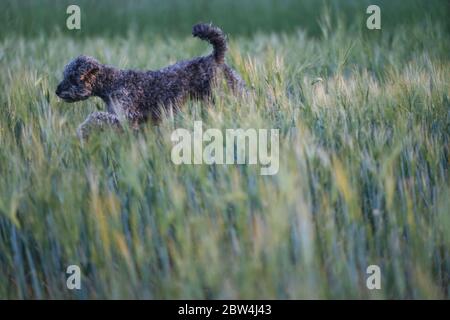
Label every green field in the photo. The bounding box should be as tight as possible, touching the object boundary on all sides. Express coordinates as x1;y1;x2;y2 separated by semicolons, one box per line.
0;0;449;299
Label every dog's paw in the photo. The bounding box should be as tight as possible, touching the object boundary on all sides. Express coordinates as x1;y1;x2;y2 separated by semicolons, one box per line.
76;125;89;144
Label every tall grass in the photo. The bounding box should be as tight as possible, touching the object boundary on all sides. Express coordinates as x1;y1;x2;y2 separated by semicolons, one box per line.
0;1;449;299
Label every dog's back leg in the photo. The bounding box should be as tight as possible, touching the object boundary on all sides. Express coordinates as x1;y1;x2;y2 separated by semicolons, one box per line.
222;64;246;94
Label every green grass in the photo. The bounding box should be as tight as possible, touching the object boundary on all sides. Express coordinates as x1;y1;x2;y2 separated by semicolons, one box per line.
0;1;449;299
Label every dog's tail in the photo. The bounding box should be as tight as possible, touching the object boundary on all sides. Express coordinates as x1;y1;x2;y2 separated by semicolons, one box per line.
192;23;227;64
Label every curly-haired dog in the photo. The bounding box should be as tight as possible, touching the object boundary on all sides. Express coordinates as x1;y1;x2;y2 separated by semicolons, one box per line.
55;23;245;140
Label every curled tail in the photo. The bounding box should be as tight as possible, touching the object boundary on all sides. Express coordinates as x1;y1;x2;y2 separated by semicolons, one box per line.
192;23;227;64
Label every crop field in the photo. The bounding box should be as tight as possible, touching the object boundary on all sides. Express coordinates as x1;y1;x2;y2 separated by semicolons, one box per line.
0;0;449;299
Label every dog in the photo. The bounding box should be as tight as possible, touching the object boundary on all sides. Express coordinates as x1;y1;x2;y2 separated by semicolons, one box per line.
55;23;245;140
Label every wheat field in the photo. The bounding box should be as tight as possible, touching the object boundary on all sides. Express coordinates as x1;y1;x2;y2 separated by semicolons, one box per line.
0;0;448;299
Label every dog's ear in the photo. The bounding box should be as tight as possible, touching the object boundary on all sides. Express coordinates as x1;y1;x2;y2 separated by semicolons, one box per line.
80;65;99;84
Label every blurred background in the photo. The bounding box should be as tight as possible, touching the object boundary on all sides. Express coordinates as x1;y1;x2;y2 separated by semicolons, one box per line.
2;0;449;38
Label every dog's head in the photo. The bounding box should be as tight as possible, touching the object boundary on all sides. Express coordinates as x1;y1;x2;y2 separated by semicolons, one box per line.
55;55;100;102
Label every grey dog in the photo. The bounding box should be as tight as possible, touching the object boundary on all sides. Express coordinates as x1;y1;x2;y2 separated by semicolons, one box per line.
56;23;245;140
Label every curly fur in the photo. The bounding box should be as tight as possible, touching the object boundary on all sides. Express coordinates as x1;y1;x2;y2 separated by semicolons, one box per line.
55;23;245;140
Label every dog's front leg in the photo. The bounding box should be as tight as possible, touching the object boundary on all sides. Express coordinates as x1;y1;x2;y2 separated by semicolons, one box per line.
76;111;122;141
